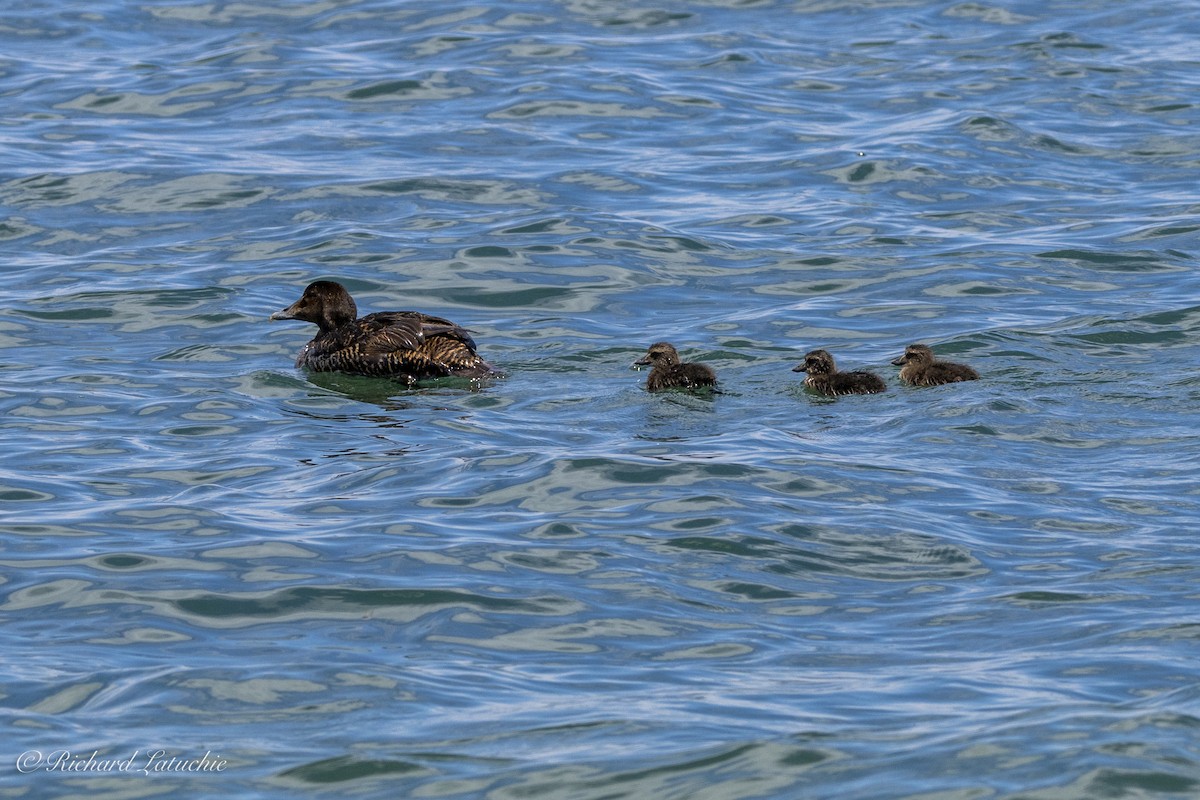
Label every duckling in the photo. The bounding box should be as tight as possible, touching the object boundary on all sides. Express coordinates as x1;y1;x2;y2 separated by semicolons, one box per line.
891;343;978;386
632;342;718;392
270;280;493;383
792;349;886;396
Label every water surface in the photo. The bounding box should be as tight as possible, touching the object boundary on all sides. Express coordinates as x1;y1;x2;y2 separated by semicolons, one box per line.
2;1;1199;798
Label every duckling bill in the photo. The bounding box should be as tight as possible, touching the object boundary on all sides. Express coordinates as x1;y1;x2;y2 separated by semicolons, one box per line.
792;349;886;396
891;343;978;386
632;342;718;392
270;280;493;383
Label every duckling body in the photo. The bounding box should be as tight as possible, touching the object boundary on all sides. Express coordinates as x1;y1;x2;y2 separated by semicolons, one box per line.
271;281;493;383
633;342;718;392
792;349;886;396
891;343;978;386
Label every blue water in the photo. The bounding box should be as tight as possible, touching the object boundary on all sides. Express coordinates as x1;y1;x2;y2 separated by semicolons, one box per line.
3;1;1199;798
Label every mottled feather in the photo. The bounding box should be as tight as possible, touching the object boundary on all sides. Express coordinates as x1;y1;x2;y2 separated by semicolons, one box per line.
272;281;493;383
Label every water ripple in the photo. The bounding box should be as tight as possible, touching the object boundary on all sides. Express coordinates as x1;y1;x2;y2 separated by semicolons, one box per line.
4;0;1200;797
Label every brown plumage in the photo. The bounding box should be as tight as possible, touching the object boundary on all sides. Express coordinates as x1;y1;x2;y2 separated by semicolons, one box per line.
270;280;493;384
633;342;718;393
792;349;886;396
891;343;978;386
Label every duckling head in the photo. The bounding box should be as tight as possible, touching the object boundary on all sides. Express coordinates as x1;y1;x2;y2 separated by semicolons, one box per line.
792;348;835;375
633;341;681;369
891;343;934;367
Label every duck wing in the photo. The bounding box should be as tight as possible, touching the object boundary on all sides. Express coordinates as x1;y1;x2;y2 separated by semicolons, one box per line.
357;311;479;355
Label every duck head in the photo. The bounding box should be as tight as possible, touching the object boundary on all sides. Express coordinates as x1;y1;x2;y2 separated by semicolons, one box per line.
271;281;358;332
633;341;681;369
891;343;934;367
793;349;835;375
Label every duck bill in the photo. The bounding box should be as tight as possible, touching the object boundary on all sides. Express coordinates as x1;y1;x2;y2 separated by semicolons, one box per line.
791;363;807;373
890;356;906;366
270;302;300;321
632;356;651;368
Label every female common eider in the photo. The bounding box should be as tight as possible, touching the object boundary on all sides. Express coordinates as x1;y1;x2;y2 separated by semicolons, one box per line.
891;343;978;386
270;280;493;383
792;349;886;397
632;342;718;392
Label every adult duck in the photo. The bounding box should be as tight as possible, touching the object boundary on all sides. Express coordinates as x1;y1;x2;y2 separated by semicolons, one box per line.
271;280;493;383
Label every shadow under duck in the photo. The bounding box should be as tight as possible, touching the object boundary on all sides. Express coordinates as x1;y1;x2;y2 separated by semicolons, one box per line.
792;349;886;396
271;280;493;384
891;343;978;386
633;341;718;392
